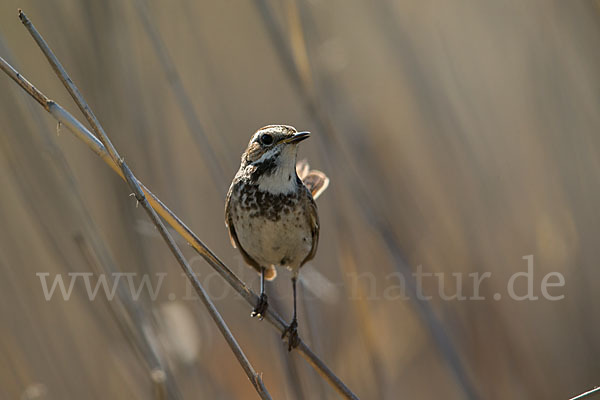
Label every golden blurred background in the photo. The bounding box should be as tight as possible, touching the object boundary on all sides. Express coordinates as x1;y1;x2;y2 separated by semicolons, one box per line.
1;0;600;399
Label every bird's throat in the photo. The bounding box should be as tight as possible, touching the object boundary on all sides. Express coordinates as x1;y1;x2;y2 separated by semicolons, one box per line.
256;163;298;194
246;155;296;195
243;145;299;195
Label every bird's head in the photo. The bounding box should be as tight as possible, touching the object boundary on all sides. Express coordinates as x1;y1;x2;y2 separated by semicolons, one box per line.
242;124;309;169
240;125;310;190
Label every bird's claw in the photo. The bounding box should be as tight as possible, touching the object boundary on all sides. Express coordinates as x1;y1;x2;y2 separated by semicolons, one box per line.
281;319;299;351
251;293;268;320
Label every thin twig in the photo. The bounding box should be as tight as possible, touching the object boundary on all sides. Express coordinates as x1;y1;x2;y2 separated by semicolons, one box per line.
0;51;356;400
16;10;271;400
0;14;359;400
0;35;184;399
570;387;600;400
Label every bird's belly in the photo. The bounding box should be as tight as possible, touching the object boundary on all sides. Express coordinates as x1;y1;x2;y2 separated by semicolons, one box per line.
234;208;312;268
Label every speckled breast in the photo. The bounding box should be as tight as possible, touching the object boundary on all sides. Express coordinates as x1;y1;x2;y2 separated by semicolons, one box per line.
231;183;312;269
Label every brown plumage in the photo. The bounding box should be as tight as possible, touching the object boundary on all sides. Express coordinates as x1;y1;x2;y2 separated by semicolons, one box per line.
224;125;328;350
296;158;330;201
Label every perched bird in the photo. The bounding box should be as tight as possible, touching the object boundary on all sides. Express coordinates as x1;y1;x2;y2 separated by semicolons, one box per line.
225;125;329;350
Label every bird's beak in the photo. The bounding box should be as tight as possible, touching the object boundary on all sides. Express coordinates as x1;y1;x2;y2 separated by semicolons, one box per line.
281;131;310;144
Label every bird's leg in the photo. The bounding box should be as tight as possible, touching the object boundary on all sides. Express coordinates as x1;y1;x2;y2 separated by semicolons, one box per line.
281;276;299;351
251;267;268;319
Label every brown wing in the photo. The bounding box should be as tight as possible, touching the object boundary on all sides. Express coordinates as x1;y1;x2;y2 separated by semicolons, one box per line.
296;159;330;200
224;184;263;273
301;187;320;267
302;170;329;200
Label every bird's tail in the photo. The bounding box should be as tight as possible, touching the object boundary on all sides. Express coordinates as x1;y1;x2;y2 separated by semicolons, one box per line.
265;265;277;281
296;159;330;200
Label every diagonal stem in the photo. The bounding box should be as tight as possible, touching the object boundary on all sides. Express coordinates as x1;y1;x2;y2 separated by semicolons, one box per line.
16;10;272;400
0;11;359;400
570;387;600;400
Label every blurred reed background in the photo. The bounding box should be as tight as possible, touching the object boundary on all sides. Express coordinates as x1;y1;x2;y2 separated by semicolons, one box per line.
1;0;600;399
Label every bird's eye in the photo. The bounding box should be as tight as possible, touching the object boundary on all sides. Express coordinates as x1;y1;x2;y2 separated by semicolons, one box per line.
260;133;274;145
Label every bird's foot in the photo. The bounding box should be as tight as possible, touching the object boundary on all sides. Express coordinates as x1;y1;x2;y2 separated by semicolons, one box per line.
281;319;299;351
250;293;268;320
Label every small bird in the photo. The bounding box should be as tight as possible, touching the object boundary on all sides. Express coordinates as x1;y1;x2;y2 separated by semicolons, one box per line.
225;125;329;350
